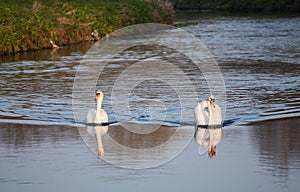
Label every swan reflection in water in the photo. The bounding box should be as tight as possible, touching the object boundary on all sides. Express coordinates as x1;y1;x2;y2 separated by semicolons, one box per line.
195;126;222;158
84;93;223;160
194;95;223;158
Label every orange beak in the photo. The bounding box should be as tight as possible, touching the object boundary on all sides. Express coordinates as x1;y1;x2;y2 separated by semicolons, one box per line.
211;100;215;108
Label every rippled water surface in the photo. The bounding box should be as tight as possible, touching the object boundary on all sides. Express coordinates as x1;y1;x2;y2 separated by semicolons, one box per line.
0;12;300;192
1;14;299;125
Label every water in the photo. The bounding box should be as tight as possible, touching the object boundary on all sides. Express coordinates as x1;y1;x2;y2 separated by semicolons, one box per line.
1;15;299;125
1;119;299;191
1;12;300;191
175;12;300;64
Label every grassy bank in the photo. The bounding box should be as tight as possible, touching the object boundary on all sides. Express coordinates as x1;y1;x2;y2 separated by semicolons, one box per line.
171;0;300;12
0;0;174;55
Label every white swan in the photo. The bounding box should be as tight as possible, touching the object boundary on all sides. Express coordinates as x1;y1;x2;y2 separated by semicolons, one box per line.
194;95;222;127
86;90;108;156
194;95;222;158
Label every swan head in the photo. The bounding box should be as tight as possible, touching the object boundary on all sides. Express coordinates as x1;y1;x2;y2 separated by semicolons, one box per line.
95;90;104;101
207;95;215;108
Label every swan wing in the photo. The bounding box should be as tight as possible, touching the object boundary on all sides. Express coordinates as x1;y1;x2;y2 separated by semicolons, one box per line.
210;104;222;125
100;109;108;123
86;109;96;123
194;101;209;126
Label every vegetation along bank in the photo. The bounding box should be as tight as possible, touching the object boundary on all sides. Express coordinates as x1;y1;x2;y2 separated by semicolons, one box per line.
0;0;174;55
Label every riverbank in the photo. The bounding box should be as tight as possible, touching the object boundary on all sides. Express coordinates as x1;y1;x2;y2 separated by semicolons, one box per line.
0;0;174;55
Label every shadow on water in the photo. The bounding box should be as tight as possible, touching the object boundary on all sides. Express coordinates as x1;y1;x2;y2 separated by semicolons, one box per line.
0;123;80;148
0;42;95;63
248;117;300;178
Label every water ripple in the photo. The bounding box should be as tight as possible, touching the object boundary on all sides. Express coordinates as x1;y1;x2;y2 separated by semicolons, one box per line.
0;16;299;126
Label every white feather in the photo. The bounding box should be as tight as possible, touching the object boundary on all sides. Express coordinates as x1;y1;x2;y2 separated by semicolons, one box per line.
194;100;222;126
86;109;108;135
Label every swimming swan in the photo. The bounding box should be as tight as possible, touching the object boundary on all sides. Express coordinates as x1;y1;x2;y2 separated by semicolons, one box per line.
86;90;108;156
194;95;222;158
194;95;222;127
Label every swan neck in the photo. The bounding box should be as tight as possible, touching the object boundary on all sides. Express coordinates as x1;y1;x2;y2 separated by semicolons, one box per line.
96;98;102;116
207;101;213;124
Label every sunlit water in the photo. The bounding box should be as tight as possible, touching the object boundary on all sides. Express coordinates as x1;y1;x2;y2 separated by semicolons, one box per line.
1;14;299;125
0;12;300;191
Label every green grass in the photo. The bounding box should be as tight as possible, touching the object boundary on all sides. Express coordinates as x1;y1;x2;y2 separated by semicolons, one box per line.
0;0;174;55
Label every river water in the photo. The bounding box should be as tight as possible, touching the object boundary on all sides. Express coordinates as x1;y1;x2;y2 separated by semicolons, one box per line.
0;12;300;191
